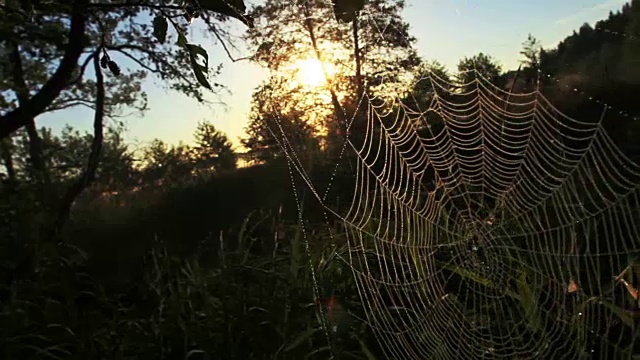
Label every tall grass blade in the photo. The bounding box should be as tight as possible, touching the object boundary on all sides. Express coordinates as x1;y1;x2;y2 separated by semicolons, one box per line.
304;345;332;359
516;272;543;333
357;336;378;360
284;327;320;352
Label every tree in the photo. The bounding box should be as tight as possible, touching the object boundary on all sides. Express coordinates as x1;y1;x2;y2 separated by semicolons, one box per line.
0;0;255;139
457;53;503;91
242;108;320;165
0;137;17;184
403;60;450;112
245;0;420;146
538;4;633;90
12;125;136;189
0;0;255;239
242;82;319;163
332;0;366;23
193;121;237;173
520;34;542;70
517;34;543;90
141;139;195;185
139;123;236;183
622;0;640;82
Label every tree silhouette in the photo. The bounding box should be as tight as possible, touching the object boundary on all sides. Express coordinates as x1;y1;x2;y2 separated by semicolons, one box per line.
520;34;542;70
0;0;255;238
141;139;194;186
13;126;135;189
622;0;640;82
457;53;503;91
518;34;542;89
193;121;237;173
0;0;254;139
246;0;420;155
242;83;319;164
404;60;450;112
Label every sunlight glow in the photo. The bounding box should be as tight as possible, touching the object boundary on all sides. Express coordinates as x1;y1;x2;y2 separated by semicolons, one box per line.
293;58;335;88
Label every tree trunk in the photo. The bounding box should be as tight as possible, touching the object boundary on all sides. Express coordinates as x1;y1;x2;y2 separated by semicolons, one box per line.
0;137;17;183
352;16;363;101
24;121;49;188
51;49;106;241
9;41;51;200
302;1;350;162
301;1;346;128
349;14;369;149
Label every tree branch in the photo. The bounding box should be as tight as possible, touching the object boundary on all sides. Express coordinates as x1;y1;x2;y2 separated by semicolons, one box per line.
210;25;252;63
46;100;96;113
107;46;163;74
0;4;29;18
106;43;201;88
88;2;185;11
65;52;96;88
0;0;89;139
51;47;105;241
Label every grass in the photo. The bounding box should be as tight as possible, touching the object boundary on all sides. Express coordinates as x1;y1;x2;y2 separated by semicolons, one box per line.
2;161;638;359
0;176;381;359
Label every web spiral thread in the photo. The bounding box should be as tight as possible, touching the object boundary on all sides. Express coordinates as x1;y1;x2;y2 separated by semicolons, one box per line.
336;69;640;359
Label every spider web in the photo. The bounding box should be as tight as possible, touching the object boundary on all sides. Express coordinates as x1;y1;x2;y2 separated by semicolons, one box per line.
274;70;640;359
253;2;640;359
335;69;640;359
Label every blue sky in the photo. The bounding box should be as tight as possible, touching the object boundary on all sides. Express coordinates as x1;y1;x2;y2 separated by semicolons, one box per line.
38;0;630;150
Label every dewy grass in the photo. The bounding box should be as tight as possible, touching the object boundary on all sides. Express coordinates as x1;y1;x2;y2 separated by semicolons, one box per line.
0;208;379;359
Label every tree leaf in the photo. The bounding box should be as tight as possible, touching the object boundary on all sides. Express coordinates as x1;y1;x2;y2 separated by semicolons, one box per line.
333;0;366;23
152;15;168;44
185;44;212;90
165;20;215;91
255;41;274;63
199;0;253;27
172;23;188;47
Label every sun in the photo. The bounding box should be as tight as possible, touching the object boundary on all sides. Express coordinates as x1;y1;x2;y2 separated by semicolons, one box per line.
293;58;335;88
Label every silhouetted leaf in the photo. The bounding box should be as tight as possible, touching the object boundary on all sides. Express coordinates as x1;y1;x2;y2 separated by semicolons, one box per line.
168;16;213;89
171;22;188;47
185;44;212;90
107;60;121;76
333;0;366;23
255;41;274;63
152;15;168;44
199;0;254;27
177;31;188;47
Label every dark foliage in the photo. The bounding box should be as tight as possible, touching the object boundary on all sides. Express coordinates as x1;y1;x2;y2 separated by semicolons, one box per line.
2;1;640;359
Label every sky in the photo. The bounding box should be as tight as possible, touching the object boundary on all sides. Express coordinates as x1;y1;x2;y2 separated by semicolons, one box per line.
38;0;631;151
